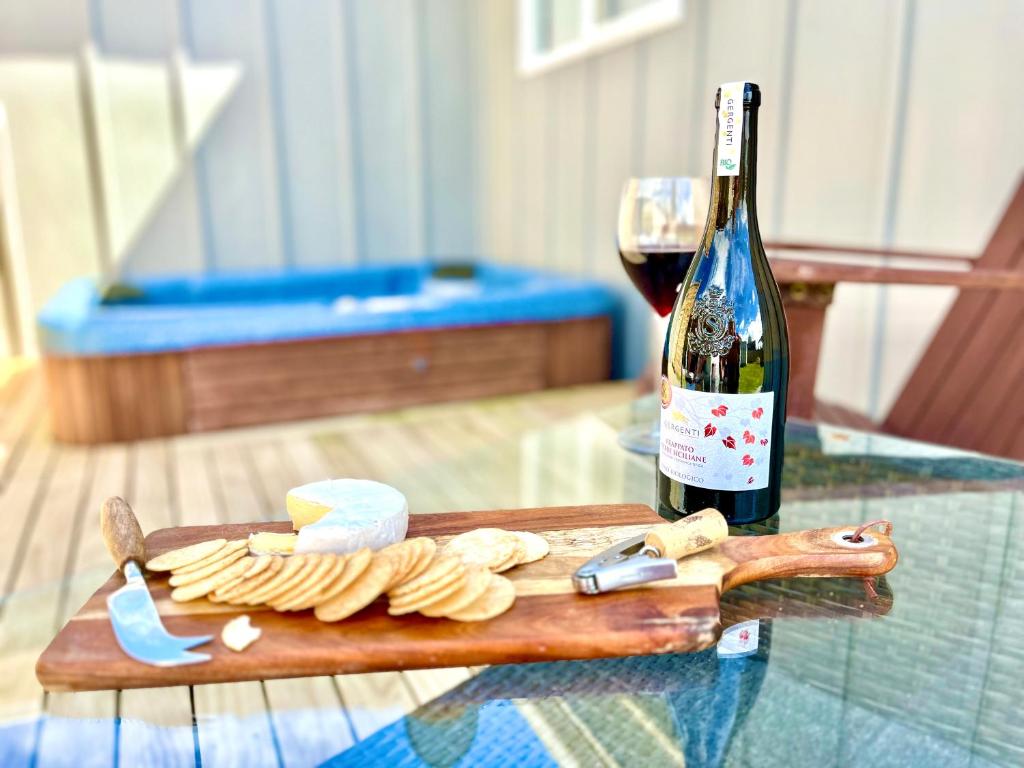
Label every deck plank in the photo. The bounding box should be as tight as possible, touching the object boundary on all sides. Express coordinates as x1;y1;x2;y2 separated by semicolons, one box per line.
263;676;355;768
334;672;418;742
119;440;198;768
193;682;280;768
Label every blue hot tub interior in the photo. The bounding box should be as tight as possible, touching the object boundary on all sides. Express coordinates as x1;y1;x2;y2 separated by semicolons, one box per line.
38;263;619;358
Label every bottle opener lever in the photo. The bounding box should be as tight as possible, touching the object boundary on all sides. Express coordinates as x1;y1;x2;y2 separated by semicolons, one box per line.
572;534;679;595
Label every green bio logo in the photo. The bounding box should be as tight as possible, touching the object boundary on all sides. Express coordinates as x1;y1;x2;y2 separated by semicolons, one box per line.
719;159;736;171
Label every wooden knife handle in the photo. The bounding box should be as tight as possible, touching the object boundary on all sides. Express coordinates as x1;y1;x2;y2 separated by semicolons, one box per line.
719;524;898;593
100;496;146;571
645;507;728;559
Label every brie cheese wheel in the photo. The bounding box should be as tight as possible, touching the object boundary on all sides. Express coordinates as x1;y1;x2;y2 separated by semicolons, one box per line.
291;479;408;555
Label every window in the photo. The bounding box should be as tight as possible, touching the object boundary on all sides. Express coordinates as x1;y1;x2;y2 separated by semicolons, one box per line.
518;0;684;76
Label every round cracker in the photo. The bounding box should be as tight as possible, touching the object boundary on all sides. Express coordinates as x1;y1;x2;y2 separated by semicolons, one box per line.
387;568;468;615
242;555;312;605
170;558;252;602
314;555;395;623
446;574;516;622
215;557;285;604
172;540;248;575
380;538;433;591
445;529;518;570
210;556;280;602
389;555;462;599
397;538;437;587
274;555;348;611
512;531;549;563
168;548;249;587
491;538;525;573
419;566;493;617
315;548;372;605
146;539;227;572
376;539;417;591
269;554;339;610
253;555;324;606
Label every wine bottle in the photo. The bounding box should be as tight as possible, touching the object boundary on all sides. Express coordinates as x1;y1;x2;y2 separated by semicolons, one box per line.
657;82;789;524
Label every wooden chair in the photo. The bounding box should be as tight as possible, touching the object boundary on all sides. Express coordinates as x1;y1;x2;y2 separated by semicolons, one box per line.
764;176;1024;461
882;178;1024;460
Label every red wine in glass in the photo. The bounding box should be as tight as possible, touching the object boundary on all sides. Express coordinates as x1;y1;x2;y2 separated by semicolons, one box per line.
619;246;697;317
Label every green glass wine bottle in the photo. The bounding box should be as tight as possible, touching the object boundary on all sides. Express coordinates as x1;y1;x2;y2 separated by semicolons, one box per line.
657;82;789;524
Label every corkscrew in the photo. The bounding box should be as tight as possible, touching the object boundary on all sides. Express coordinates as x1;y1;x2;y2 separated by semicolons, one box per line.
572;508;728;595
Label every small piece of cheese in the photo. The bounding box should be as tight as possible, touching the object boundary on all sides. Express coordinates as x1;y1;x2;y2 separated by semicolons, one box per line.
247;531;297;556
291;479;408;555
221;615;261;652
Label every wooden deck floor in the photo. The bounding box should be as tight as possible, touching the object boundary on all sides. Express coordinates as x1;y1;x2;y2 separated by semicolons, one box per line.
0;364;635;767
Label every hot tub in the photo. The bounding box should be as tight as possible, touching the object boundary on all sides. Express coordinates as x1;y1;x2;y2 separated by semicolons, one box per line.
39;263;616;443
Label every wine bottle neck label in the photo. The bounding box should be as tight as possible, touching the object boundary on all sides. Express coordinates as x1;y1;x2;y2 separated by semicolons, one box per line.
717;81;746;177
659;384;774;491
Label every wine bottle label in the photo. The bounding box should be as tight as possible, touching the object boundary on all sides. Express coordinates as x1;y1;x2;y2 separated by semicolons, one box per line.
659;384;774;491
717;81;745;177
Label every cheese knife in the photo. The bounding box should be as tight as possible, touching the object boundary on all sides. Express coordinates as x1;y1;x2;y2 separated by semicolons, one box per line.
101;497;212;666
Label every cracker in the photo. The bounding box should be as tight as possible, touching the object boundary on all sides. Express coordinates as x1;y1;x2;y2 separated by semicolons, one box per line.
214;557;285;604
146;539;227;572
491;537;525;573
419;566;493;617
315;548;372;605
168;547;249;587
241;555;312;605
512;531;549;563
314;554;395;623
210;556;279;602
254;555;324;606
398;538;437;585
446;574;516;622
445;529;518;571
389;555;463;599
269;554;340;611
387;568;468;615
379;538;433;591
173;540;248;575
170;558;252;602
274;555;348;611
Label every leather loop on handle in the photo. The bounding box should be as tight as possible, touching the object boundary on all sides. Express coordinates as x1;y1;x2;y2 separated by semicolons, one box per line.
100;496;146;571
719;526;898;593
645;508;728;559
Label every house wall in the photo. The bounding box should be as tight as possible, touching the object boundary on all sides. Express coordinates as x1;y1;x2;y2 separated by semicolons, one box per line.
1;0;1022;418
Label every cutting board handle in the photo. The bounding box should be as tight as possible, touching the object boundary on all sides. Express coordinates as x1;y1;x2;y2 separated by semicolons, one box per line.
100;496;146;571
720;524;898;593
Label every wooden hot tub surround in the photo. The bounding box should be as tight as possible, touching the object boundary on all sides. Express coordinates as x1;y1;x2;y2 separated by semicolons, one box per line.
44;317;611;444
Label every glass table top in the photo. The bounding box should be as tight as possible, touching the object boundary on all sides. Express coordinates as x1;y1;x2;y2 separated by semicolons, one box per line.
3;390;1023;767
316;402;1024;767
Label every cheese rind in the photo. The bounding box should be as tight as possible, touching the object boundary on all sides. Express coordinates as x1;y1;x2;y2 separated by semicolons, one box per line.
291;479;408;555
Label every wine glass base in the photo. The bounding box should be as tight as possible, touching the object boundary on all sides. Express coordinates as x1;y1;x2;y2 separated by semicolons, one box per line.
617;422;660;456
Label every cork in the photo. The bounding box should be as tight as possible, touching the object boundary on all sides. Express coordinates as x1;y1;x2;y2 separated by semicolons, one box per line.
645;507;728;560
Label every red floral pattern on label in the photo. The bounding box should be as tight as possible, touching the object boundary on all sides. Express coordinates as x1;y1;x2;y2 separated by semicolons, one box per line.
659;387;774;491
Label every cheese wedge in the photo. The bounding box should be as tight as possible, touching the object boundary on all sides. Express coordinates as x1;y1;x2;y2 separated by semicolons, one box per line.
248;531;297;556
290;479;408;555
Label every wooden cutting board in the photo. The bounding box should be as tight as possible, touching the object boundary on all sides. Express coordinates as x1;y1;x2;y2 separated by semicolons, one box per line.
36;504;897;692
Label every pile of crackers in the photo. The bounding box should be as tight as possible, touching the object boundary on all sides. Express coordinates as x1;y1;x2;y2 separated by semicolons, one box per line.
146;527;549;624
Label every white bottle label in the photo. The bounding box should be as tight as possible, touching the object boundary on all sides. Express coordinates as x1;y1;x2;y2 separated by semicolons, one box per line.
717;81;745;177
659;383;774;491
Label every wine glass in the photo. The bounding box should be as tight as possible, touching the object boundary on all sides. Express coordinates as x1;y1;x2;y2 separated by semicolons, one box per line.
617;177;709;455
